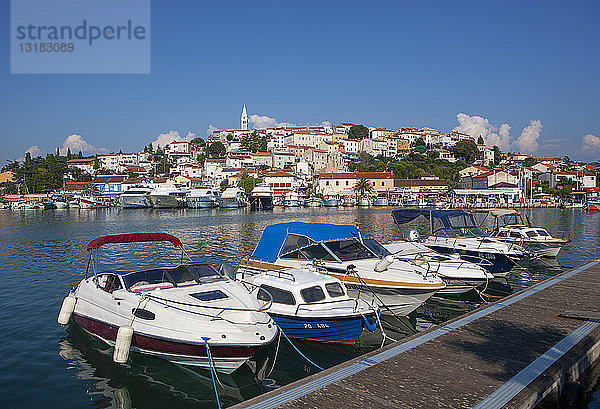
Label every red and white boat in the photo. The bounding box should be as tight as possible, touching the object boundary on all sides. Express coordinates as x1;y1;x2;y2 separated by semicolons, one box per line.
58;233;277;373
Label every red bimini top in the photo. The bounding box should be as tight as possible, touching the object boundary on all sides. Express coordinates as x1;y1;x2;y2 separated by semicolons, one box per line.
86;233;182;251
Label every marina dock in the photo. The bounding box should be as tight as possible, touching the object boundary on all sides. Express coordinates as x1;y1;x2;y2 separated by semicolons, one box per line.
234;259;600;409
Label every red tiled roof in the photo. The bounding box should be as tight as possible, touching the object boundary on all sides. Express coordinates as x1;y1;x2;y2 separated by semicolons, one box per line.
319;172;393;180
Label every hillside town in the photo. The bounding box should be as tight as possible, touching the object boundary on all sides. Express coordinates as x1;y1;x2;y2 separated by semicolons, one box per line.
1;105;599;209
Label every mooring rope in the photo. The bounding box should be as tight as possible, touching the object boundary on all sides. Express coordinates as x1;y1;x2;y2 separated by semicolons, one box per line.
203;338;222;409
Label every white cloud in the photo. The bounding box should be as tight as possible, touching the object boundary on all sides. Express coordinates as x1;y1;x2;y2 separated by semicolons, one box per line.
453;113;512;150
151;130;196;150
249;114;296;129
16;145;45;162
25;145;44;157
206;124;219;135
453;113;543;153
582;133;600;151
515;120;543;154
60;134;109;155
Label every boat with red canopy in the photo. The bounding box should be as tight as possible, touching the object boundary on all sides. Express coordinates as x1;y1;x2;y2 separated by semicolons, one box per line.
58;232;277;374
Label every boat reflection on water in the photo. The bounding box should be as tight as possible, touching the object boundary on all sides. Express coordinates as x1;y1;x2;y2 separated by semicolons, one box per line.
58;325;268;408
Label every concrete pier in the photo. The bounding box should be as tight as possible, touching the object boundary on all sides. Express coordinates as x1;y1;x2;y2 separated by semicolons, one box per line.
234;259;600;409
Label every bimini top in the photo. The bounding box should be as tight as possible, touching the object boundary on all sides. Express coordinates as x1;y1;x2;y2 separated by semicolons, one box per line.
250;222;365;263
87;232;182;251
391;209;478;233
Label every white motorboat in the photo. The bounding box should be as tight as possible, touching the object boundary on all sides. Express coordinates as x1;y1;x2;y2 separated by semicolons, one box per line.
249;185;274;211
239;222;445;316
357;196;371;207
303;197;323;207
235;267;379;346
148;184;188;208
186;186;218;208
487;209;568;258
119;186;152;208
391;209;527;276
58;233;277;374
12;200;41;210
373;196;389;206
218;187;247;208
384;239;494;295
323;195;339;207
283;191;302;207
341;196;356;207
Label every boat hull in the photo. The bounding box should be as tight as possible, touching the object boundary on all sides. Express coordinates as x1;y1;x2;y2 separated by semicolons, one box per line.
269;313;371;346
218;197;245;208
283;200;302;207
72;313;261;374
148;195;185;209
425;245;515;275
249;196;273;211
323;199;339;207
344;284;438;316
186;197;217;208
119;195;149;208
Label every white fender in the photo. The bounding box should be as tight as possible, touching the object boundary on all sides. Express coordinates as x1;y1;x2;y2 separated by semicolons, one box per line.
374;255;394;272
113;326;134;363
57;295;77;325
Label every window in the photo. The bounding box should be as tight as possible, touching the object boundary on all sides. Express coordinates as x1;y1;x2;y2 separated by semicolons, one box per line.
326;181;329;186
509;232;521;239
282;234;313;255
526;231;538;238
362;237;391;257
381;182;384;186
301;286;326;303
336;181;339;186
96;274;122;293
536;229;549;237
324;239;375;261
325;282;345;297
281;243;335;261
257;285;295;305
190;290;228;301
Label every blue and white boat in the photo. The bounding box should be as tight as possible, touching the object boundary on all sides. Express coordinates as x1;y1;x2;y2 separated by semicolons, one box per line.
237;267;379;346
391;209;527;275
239;222;445;316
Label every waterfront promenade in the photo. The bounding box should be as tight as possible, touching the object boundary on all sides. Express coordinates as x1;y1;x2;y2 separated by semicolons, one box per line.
234;259;600;409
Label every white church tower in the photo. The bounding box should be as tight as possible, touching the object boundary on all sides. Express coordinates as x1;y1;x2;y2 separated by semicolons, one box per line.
241;104;249;130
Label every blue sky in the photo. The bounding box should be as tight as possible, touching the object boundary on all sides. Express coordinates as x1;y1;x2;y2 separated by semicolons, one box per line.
1;0;599;163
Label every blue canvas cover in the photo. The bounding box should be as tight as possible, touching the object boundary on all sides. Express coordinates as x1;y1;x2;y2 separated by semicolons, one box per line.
250;222;364;263
391;209;477;232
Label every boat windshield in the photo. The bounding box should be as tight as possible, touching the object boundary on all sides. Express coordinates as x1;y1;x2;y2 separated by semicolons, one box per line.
323;238;377;261
361;237;391;258
123;264;223;292
436;227;486;238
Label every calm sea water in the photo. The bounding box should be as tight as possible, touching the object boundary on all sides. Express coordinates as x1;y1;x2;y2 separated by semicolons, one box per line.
0;207;599;408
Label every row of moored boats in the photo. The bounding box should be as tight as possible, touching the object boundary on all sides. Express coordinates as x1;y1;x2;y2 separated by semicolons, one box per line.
58;208;568;373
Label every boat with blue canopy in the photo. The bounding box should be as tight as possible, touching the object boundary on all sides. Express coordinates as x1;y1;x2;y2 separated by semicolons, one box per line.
239;222;445;316
391;209;527;275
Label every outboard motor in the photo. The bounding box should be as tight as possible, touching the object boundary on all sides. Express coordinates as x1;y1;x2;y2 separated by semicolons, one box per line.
406;230;421;242
219;262;237;280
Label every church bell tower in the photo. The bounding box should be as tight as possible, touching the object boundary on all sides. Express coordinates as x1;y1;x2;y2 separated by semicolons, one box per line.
241;104;249;130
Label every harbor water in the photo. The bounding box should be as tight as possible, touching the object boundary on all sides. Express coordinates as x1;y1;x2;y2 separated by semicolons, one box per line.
1;207;599;408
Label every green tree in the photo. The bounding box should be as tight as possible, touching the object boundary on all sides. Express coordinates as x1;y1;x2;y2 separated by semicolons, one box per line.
353;178;374;195
415;137;426;147
450;140;481;164
348;124;369;140
191;137;206;146
477;136;484;145
208;141;226;157
219;180;229;190
523;157;536;167
493;146;502;166
237;173;262;194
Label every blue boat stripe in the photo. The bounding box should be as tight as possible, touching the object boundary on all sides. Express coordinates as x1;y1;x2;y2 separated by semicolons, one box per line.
241;259;600;409
473;320;600;409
